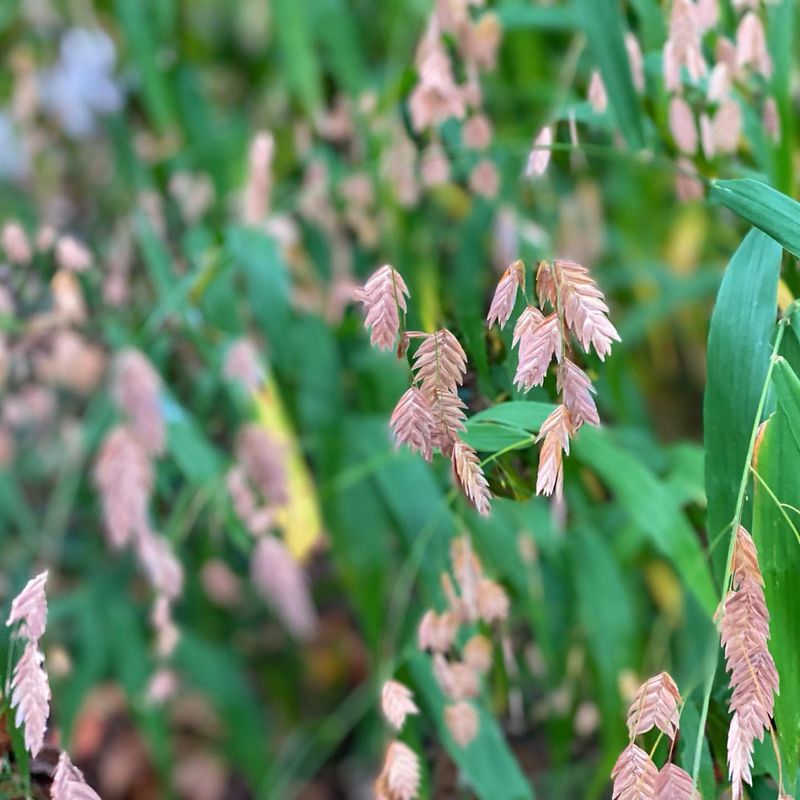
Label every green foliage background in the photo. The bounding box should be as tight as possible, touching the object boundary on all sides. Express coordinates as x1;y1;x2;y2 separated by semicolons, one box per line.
1;0;800;798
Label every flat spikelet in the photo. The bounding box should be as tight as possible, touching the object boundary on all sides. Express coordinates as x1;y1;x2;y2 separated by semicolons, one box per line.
427;387;467;453
417;609;460;653
413;329;467;393
375;741;420;800
251;536;317;640
10;640;50;757
112;349;165;456
381;680;419;731
390;387;435;461
626;672;681;740
719;526;778;800
6;571;48;641
487;261;523;329
445;701;479;747
451;439;491;516
611;744;658;800
535;404;572;496
655;764;698;800
51;752;101;800
540;260;620;359
356;265;409;351
94;426;152;550
236;424;288;508
412;330;468;453
558;359;600;428
513;311;561;391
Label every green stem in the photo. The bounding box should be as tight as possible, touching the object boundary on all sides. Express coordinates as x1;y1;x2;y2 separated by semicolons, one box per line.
691;317;788;787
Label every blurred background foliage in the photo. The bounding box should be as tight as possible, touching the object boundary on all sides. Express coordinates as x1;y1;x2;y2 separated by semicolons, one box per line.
0;0;795;797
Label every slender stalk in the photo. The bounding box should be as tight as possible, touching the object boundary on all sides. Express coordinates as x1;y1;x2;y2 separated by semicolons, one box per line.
691;317;788;788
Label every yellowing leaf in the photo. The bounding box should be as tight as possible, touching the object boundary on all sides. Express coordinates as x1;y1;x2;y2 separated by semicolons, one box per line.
253;376;323;561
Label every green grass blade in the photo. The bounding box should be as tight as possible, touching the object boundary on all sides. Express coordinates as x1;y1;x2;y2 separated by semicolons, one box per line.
573;0;645;148
753;400;800;787
710;179;800;258
703;229;781;580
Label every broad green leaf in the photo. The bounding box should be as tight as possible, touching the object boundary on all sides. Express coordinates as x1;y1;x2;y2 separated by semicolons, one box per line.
711;180;800;258
574;0;645;148
772;357;800;453
753;407;800;786
575;427;717;617
704;229;781;580
570;527;633;760
408;652;534;800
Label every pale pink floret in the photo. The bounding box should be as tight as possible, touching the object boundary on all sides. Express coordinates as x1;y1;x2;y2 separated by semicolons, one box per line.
626;672;681;739
1;221;32;264
112;349;165;457
51;751;102;800
417;609;460;652
469;159;500;198
409;27;466;133
462;114;493;150
94;426;153;550
669;95;698;155
711;100;742;155
476;578;509;622
513;310;561;391
587;70;608;113
736;12;772;78
525;126;553;178
356;265;410;351
535;404;572;497
707;62;731;103
486;261;523;330
251;536;317;641
55;235;93;272
451;439;492;516
433;654;480;701
663;0;707;92
558;359;600;428
390;387;435;461
10;640;50;757
625;33;645;93
610;744;659;800
413;329;467;393
376;741;421;800
553;259;620;359
694;0;719;33
6;571;48;641
381;680;419;731
655;763;699;800
445;701;479;747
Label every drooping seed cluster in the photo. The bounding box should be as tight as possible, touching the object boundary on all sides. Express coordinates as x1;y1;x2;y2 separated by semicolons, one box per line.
718;526;779;800
407;0;502;196
94;349;183;660
223;338;318;641
487;259;618;496
663;0;776;183
610;671;697;800
6;572;51;758
418;537;507;748
376;680;421;800
357;264;492;516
